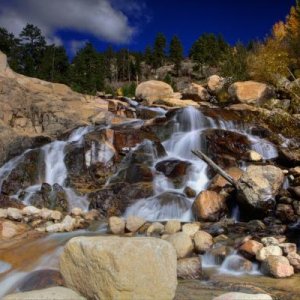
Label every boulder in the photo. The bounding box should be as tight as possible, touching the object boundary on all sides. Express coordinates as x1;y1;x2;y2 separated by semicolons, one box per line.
287;252;300;272
135;80;174;105
164;220;181;234
228;81;274;104
192;190;226;221
7;207;23;221
165;232;194;258
194;230;213;253
207;75;225;93
248;150;263;162
210;167;243;189
182;83;210;101
261;237;279;246
146;222;164;236
3;287;86;300
256;246;283;261
60;236;177;300
177;257;202;279
0;220;28;239
213;292;272;300
126;216;146;233
155;159;191;180
153;98;199;108
239;240;263;258
279;243;297;255
223;255;253;272
108;216;125;234
238;165;284;211
261;255;294;278
182;223;200;237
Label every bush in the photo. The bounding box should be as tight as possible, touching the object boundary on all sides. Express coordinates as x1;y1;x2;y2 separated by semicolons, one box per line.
121;82;137;98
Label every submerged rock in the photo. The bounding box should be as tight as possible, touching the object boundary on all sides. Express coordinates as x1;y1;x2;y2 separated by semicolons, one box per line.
60;236;177;300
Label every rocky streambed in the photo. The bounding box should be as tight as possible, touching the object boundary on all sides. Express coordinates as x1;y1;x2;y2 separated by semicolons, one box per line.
0;78;300;298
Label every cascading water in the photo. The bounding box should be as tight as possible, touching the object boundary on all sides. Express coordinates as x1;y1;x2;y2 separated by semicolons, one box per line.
0;126;93;210
125;106;279;222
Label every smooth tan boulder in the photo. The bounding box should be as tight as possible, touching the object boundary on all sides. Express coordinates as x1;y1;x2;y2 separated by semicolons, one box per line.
287;252;300;271
108;216;125;234
60;236;177;300
228;81;274;104
165;232;194;258
182;223;200;237
164;220;181;234
261;255;294;278
146;222;164;236
135;80;174;105
207;75;225;93
194;230;213;253
3;287;86;300
0;220;27;239
192;190;226;221
256;245;283;261
153;97;199;108
183;83;210;101
125;216;146;232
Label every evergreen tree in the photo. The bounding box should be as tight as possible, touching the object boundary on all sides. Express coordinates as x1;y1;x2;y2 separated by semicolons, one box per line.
70;42;104;94
38;45;70;83
189;33;229;71
153;33;167;69
103;45;115;82
144;45;153;66
169;35;184;75
19;24;46;77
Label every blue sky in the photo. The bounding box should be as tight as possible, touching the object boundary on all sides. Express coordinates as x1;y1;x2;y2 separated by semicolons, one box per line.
0;0;295;56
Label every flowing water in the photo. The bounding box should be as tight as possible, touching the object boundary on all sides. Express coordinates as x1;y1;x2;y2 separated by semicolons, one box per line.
0;105;282;295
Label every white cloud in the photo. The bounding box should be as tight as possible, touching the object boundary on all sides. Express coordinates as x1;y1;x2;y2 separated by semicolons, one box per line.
70;40;88;55
0;0;142;44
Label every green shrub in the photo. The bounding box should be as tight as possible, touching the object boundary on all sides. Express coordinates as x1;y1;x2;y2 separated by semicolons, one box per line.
121;82;137;98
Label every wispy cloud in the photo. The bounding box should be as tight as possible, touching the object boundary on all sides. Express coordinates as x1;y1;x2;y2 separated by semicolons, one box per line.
0;0;146;44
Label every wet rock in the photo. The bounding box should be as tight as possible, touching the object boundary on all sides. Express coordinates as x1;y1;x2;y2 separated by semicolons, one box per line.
0;220;28;239
153;97;199;108
135;80;174;105
60;236;177;300
194;230;213;253
192;190;226;221
61;215;76;232
71;207;83;217
213;292;273;300
225;255;253;273
125;216;146;233
22;206;41;216
108;216;125;234
261;237;279;246
165;232;194;258
210;167;243;190
146;222;164;236
287;252;300;272
182;83;210;102
1;149;43;195
203;129;251;167
3;287;86;300
256;246;283;262
279;243;297;255
84;209;100;221
184;186;196;198
276;203;296;223
177;257;202;279
247;150;263;162
155;159;191;183
289;186;300;199
261;255;294;278
239;240;263;259
238;165;285;212
182;223;200;237
18;269;65;292
165;220;181;234
246;220;266;232
209;245;232;264
7;207;23;221
228;81;274;104
88;182;154;217
0;194;25;209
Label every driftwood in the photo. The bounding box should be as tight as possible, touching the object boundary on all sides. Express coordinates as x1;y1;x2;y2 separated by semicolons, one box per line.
191;149;240;190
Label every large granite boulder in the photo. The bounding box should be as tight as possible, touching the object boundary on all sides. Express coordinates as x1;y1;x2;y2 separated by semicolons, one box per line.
60;236;177;300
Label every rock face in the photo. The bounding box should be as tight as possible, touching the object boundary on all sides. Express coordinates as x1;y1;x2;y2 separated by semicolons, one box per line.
182;83;210;101
192;190;226;221
0;50;109;166
238;165;284;211
135;80;174;105
3;287;86;300
228;81;274;104
60;236;177;300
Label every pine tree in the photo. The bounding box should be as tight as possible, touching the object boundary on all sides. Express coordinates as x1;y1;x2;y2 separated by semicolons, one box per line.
103;45;115;82
70;42;104;94
169;35;183;75
144;45;153;66
153;33;166;69
19;24;46;77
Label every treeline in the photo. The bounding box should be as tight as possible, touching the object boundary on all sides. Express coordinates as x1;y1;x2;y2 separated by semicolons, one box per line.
0;0;300;99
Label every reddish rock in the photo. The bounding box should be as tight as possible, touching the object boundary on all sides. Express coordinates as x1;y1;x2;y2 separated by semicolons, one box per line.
239;240;264;259
210;167;243;189
192;190;226;221
261;255;294;278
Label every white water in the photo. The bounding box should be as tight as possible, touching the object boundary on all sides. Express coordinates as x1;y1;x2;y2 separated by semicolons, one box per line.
125;106;279;221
